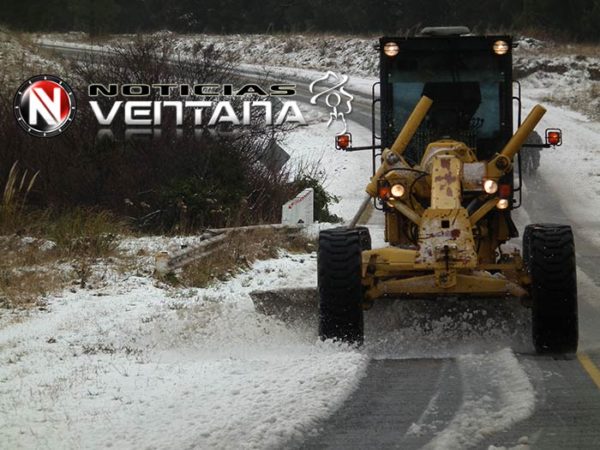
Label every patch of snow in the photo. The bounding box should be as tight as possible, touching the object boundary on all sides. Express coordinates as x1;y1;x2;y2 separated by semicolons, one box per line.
363;298;533;359
0;31;65;85
18;236;57;252
488;434;531;450
515;36;546;50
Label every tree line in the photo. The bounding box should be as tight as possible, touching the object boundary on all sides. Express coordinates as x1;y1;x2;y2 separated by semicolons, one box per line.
0;0;598;41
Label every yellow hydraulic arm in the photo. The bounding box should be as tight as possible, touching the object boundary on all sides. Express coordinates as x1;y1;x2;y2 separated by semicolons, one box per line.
366;96;433;197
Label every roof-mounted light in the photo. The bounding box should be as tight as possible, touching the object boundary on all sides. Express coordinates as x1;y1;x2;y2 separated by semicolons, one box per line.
493;40;509;55
383;42;400;57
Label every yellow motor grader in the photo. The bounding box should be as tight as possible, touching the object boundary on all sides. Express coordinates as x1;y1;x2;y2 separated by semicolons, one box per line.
319;27;577;354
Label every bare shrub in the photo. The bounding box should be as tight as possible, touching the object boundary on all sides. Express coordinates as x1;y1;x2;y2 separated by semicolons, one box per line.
0;36;301;232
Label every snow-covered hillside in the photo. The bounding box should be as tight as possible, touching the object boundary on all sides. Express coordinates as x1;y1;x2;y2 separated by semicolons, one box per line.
35;31;599;119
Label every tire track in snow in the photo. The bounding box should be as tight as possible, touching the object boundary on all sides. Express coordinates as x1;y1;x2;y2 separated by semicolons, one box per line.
423;348;535;450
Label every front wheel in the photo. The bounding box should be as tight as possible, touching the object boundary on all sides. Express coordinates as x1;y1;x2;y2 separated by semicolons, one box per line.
527;224;578;354
318;227;369;345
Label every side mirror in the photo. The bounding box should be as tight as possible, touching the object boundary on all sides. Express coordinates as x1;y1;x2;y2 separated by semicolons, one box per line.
335;133;352;150
545;128;562;147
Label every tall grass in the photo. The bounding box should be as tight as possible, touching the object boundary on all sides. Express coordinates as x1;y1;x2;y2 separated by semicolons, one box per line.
47;208;124;257
1;161;124;257
0;161;39;233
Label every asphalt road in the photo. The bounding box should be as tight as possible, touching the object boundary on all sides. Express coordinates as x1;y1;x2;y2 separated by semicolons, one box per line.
40;42;600;449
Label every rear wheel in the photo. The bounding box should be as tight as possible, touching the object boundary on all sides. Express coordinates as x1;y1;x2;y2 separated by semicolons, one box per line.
526;224;578;354
318;227;369;345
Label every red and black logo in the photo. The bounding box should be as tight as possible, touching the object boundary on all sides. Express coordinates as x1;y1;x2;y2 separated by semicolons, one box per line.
14;75;76;137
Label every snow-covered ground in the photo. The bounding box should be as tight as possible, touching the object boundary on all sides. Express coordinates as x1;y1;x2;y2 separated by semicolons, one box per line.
1;31;599;449
0;250;367;449
521;97;600;246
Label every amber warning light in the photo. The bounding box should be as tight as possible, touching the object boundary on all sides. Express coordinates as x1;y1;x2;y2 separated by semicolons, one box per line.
335;133;352;150
546;129;562;146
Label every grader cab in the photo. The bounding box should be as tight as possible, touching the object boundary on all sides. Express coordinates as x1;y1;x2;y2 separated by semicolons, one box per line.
320;28;577;354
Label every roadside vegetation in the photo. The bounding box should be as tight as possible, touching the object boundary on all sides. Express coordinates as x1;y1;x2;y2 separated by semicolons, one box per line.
0;34;337;309
0;161;127;308
176;227;315;288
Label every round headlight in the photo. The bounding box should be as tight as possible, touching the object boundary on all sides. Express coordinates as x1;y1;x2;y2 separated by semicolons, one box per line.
386;152;400;165
493;40;509;55
383;42;400;57
391;183;406;198
483;179;498;194
496;198;510;210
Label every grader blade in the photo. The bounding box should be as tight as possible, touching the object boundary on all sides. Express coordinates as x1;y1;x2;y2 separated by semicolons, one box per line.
250;288;318;324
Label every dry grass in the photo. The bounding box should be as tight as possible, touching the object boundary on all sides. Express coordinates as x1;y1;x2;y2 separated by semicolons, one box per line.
0;233;125;310
0;165;129;308
0;29;66;88
1;160;127;258
177;228;315;288
0;268;65;309
0;237;65;308
45;208;126;258
0;162;39;233
0;209;128;309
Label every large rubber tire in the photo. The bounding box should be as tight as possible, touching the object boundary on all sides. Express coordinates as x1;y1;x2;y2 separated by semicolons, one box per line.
318;227;369;345
526;224;578;354
522;224;534;271
355;226;372;252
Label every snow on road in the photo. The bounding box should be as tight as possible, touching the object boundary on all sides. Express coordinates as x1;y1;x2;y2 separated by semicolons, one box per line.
0;252;367;449
422;349;535;450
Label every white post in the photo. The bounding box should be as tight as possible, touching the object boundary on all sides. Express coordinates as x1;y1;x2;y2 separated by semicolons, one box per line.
282;188;314;225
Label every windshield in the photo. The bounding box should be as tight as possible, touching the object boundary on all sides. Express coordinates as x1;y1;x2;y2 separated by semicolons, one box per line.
390;51;507;163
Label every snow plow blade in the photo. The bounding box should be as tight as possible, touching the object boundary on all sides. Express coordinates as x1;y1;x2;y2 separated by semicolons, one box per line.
250;288;318;324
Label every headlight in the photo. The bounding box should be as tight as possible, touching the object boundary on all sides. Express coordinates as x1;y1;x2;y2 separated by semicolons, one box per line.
383;42;399;57
496;198;510;210
483;179;498;194
391;183;406;198
386;152;400;165
493;40;509;55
